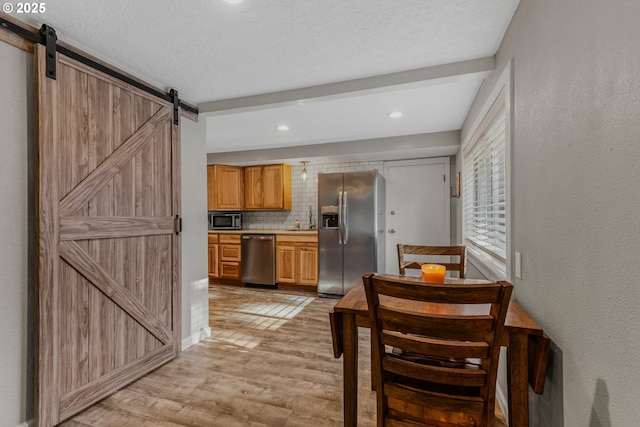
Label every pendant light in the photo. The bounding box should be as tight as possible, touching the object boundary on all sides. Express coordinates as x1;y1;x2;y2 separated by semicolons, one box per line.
301;161;309;181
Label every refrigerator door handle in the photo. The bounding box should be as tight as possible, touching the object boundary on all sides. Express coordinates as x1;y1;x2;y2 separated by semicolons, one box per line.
342;191;349;244
338;191;343;245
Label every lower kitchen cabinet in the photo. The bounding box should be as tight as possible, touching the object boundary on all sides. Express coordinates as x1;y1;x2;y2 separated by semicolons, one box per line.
210;232;316;287
297;246;318;285
219;234;242;280
276;245;296;283
208;234;219;279
276;234;318;290
209;233;242;281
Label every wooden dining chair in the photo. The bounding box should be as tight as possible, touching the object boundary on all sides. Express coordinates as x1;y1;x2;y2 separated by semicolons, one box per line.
397;244;467;278
362;272;512;427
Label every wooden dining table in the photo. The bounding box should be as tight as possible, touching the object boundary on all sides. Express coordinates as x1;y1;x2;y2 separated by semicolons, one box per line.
329;274;551;427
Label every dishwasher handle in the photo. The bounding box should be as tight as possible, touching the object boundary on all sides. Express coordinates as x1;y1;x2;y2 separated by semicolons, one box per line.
242;235;275;240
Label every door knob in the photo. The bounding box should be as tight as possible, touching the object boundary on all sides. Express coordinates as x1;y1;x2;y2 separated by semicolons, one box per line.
388;228;396;234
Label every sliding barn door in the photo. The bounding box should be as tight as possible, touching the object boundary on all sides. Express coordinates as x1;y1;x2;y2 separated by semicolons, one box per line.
34;44;181;427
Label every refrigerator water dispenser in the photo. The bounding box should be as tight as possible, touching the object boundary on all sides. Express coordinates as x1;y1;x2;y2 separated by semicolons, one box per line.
320;206;339;228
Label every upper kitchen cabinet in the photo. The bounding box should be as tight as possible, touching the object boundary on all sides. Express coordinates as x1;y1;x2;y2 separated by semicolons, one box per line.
208;165;244;211
244;164;292;210
244;166;263;209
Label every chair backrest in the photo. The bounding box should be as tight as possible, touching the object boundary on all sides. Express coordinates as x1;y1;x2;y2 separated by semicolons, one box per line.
362;273;512;427
397;244;466;278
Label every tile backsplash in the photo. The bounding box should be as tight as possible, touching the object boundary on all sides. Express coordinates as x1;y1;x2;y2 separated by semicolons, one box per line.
242;161;383;230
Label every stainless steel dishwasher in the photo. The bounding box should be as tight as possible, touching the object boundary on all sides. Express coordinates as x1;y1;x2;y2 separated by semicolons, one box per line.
241;234;276;287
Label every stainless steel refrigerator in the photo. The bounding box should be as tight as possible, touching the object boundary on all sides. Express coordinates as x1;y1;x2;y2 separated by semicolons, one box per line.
318;171;385;297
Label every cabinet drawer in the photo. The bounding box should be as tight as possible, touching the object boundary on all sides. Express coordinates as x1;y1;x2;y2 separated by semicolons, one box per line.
220;244;241;261
208;234;219;244
219;234;241;244
276;234;318;244
220;261;241;279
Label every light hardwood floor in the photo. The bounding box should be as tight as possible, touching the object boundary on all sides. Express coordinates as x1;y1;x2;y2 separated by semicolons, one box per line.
59;284;506;427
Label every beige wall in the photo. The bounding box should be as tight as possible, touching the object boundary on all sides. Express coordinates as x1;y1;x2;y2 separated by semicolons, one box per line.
0;41;33;427
460;0;640;425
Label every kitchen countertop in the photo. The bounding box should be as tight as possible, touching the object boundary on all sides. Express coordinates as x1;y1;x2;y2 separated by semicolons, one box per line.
208;229;318;236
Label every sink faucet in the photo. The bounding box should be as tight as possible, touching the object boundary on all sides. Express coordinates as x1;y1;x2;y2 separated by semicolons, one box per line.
308;205;314;229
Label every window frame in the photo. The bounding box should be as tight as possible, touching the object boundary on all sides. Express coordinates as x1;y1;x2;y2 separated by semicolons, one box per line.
461;61;512;281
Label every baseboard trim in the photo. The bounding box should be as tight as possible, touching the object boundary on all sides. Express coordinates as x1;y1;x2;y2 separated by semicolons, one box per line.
181;325;212;351
17;420;33;427
496;383;509;425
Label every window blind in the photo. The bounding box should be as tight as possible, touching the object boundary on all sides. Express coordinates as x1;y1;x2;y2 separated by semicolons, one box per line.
463;102;507;275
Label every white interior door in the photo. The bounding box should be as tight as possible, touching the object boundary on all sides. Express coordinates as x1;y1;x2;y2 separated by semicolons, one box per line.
384;158;450;274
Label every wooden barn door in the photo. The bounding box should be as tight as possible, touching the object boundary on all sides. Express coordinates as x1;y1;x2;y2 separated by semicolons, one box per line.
34;44;181;427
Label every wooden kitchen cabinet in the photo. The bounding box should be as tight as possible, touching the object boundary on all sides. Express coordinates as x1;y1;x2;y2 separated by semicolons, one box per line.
297;246;318;285
244;164;292;210
244;166;263;209
219;234;242;280
208;165;243;211
208;234;219;279
276;234;318;290
263;164;292;209
276;245;296;283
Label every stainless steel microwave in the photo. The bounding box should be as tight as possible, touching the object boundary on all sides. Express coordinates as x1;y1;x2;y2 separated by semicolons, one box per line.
209;212;242;230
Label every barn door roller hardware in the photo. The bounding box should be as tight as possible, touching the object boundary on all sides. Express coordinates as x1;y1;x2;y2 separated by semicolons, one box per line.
0;19;57;79
40;24;57;79
170;89;180;125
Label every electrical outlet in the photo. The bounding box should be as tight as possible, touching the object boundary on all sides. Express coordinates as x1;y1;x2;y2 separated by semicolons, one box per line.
515;252;522;279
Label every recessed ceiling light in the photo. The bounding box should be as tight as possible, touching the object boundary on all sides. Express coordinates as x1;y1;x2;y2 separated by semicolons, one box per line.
223;0;243;4
387;111;403;118
277;124;290;131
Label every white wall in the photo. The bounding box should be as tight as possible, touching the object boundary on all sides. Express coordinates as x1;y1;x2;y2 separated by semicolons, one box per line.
0;42;34;427
180;118;211;350
460;0;640;425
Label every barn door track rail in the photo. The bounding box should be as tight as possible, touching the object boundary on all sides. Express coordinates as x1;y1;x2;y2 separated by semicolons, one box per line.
1;16;198;122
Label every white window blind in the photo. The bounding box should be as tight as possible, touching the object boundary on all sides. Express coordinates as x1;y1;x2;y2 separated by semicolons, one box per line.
463;100;507;276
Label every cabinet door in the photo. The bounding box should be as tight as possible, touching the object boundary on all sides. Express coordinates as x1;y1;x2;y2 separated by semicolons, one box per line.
264;164;292;210
210;165;243;210
244;166;263;209
262;164;292;210
276;245;296;283
262;165;283;209
297;247;318;285
208;243;219;278
207;166;216;211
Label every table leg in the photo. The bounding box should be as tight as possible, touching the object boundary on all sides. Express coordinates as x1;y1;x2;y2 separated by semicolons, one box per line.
508;332;529;427
343;313;358;427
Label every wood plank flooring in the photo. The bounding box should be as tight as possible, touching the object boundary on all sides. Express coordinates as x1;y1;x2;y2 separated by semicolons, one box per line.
59;284;506;426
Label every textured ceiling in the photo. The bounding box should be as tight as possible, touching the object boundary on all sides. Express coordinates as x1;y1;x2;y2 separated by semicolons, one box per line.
17;0;519;160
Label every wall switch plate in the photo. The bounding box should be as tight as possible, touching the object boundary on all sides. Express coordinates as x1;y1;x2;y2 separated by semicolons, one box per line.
515;252;522;279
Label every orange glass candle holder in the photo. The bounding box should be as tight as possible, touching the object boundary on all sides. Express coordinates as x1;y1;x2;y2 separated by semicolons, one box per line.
421;263;446;284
